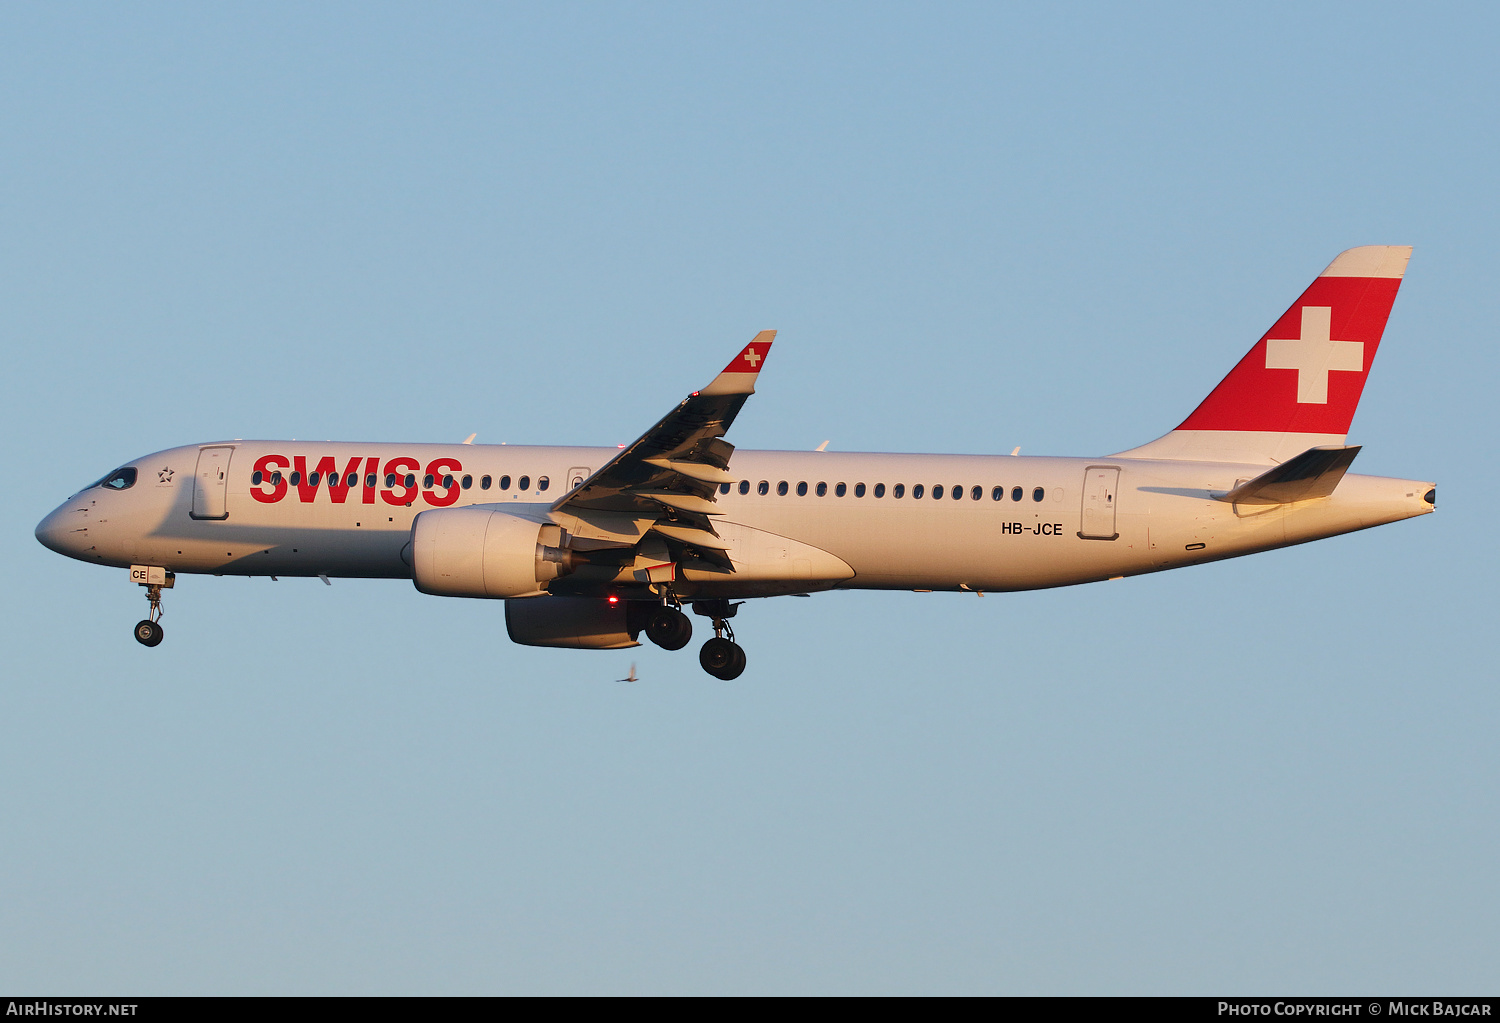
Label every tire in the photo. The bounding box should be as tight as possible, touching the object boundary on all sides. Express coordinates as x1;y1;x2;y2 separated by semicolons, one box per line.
645;608;692;651
134;620;163;647
700;637;745;680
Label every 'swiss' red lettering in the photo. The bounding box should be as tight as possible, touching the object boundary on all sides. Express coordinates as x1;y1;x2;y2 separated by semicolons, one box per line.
252;455;289;503
423;457;464;507
254;453;469;507
382;456;420;505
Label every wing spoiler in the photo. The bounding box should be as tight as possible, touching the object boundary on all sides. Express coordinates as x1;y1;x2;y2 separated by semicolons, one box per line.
1220;445;1361;506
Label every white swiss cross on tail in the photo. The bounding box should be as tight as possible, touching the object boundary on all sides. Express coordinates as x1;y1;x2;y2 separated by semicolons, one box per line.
743;347;761;368
1265;306;1364;404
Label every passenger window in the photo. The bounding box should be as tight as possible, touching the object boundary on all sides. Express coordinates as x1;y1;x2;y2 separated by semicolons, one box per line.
1033;487;1045;502
500;475;511;490
893;484;905;498
384;473;396;488
366;474;377;488
796;481;808;496
404;474;416;489
758;480;769;496
252;471;263;486
874;483;885;498
538;477;549;492
932;485;943;499
1012;486;1023;502
272;471;283;486
461;475;473;490
972;486;982;501
290;471;303;486
423;474;435;488
720;483;731;495
855;483;866;497
953;484;963;500
816;482;827;497
519;475;530;491
913;484;925;499
777;481;788;496
481;475;492;490
739;480;750;495
835;482;847;497
992;486;1003;501
309;472;320;486
442;474;454;489
328;472;339;486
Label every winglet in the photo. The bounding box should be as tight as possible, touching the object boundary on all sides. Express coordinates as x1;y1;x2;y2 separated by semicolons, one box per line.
700;330;776;396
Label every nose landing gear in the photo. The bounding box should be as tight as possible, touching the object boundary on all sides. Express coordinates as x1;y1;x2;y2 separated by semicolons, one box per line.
134;584;166;647
693;599;746;680
130;567;174;647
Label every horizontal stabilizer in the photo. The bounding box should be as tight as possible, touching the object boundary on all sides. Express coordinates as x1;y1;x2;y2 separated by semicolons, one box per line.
1222;445;1361;506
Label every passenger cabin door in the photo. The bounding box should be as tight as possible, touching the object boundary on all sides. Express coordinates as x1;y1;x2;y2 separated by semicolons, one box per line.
1078;466;1120;540
190;446;234;520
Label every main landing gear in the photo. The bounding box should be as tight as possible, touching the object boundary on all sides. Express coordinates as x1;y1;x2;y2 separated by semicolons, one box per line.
641;596;747;679
644;604;693;650
694;599;745;681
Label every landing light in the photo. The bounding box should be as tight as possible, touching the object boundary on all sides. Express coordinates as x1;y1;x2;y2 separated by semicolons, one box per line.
607;595;619;604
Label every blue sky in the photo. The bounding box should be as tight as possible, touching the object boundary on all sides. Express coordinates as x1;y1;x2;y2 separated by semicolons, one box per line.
2;2;1495;994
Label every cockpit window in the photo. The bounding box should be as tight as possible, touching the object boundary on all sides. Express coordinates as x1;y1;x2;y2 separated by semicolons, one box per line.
96;467;137;491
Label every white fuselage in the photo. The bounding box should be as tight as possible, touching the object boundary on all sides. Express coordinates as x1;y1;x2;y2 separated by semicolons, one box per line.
36;441;1435;596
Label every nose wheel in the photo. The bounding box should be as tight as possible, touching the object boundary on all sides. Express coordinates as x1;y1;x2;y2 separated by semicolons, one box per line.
133;579;168;647
692;599;746;680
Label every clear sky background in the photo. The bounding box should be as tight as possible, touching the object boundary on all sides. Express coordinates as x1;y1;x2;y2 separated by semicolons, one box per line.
2;2;1495;995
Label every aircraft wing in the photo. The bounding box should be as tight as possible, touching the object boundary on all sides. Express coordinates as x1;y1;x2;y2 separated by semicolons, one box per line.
549;331;776;570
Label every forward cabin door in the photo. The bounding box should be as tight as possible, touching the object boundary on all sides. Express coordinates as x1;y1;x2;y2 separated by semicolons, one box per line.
1078;466;1120;540
190;446;234;520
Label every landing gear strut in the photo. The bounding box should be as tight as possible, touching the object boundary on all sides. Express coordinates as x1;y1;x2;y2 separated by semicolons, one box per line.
693;599;746;680
134;584;166;647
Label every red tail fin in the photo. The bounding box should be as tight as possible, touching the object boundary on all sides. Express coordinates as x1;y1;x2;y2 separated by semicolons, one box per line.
1117;246;1411;463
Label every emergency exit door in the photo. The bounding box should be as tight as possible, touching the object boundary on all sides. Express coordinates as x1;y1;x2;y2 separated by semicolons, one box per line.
566;466;592;492
190;446;234;520
1078;466;1120;540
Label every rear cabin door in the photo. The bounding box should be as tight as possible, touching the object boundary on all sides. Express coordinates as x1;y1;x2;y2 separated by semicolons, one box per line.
1079;466;1120;540
191;446;234;520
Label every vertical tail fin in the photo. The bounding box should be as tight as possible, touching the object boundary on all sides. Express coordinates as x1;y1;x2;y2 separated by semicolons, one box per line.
1116;246;1411;463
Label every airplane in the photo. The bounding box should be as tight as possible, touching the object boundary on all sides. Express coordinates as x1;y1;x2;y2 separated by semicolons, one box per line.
35;246;1434;680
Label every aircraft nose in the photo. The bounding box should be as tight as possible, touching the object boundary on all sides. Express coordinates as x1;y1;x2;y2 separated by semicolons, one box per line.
35;503;82;556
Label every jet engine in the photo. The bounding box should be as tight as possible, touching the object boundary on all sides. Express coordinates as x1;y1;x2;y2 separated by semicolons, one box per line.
410;507;573;598
505;596;648;649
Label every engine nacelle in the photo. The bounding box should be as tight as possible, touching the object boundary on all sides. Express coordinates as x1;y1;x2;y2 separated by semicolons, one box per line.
411;507;572;598
505;596;647;649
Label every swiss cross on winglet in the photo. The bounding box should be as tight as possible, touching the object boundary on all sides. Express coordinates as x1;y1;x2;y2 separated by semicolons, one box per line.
701;330;777;396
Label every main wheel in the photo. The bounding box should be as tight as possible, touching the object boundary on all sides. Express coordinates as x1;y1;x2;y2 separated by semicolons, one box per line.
645;607;692;651
700;638;746;680
134;620;163;647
